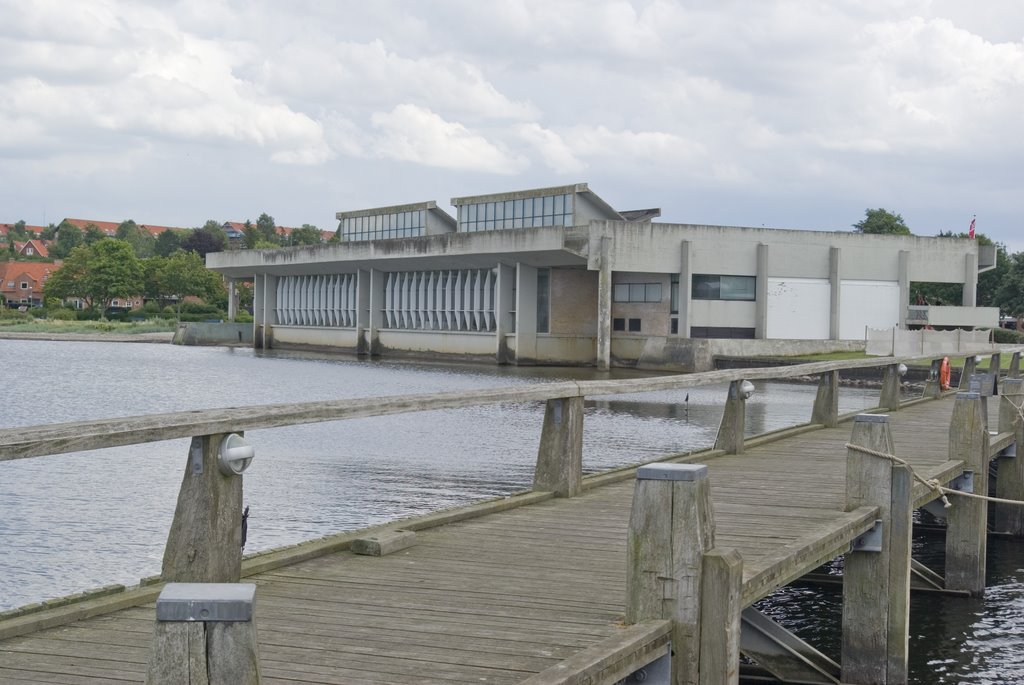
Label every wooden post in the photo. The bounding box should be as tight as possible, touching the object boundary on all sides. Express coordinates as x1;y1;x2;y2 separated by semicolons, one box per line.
627;463;716;685
699;549;742;685
945;392;989;595
146;583;261;684
534;396;584;497
959;355;978;390
995;379;1024;535
715;381;748;454
1009;351;1021;379
922;358;943;398
811;371;840;427
879;364;901;412
990;352;1002;375
841;415;911;685
162;434;244;583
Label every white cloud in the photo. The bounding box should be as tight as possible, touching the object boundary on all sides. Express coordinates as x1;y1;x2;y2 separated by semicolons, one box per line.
516;123;585;174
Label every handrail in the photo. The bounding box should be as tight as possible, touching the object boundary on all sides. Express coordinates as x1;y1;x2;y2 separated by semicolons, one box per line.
2;349;1021;462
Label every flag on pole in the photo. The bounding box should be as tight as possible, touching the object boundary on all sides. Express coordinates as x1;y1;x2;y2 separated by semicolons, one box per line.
969;216;976;239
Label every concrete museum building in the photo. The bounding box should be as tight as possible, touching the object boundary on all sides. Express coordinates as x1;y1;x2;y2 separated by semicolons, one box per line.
207;183;996;371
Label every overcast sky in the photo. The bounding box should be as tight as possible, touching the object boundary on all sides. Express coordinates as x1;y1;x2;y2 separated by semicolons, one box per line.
1;0;1021;253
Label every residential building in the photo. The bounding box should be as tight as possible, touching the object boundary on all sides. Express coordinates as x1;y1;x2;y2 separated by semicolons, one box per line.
0;261;59;307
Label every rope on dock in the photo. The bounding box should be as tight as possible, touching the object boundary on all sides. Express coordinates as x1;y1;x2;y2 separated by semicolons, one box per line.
844;443;1024;508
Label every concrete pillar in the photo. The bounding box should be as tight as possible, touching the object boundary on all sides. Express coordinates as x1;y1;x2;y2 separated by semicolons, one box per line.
495;262;515;364
534;396;584;497
678;240;692;338
879;364;902;412
515;263;538;365
995;379;1024;535
842;415;912;685
367;269;385;356
260;274;277;350
963;252;978;306
829;247;841;340
627;463;719;685
945;392;989;595
755;244;768;339
715;381;749;454
146;583;261;685
811;370;840;428
356;269;371;355
226;278;239;322
252;275;266;349
596;237;612;369
898;251;910;329
162;435;244;583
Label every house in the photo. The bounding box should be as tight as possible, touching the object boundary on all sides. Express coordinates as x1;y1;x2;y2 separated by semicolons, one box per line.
13;240;50;258
202;181;999;370
60;218;121;237
0;223;47;241
0;261;60;307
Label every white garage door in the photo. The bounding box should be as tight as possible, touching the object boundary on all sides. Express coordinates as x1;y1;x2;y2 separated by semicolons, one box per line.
840;280;900;340
766;278;831;340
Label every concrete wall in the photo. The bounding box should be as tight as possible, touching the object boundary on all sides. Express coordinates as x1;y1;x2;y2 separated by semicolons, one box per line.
378;330;496;357
689;300;757;329
536;335;597;364
840;280;900;340
270;325;360;350
610;271;672;337
173;322;254;346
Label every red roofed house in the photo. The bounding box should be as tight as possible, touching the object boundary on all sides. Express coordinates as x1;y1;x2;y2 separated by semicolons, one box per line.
0;261;60;307
13;239;50;258
61;218;121;237
1;223;47;240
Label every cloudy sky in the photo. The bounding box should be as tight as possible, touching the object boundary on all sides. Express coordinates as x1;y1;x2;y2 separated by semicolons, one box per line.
1;0;1022;253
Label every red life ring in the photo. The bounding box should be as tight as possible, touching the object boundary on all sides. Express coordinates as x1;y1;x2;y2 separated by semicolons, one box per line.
939;357;951;390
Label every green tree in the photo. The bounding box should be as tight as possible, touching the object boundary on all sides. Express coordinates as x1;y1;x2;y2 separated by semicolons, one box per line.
853;208;912;235
43;239;143;314
256;213;279;245
995;251;1024;320
154;229;182;257
242;220;259;249
83;224;105;245
115;220;156;258
289;224;323;246
43;245;93;307
39;224;57;240
50;224;84;259
9;220;28;241
156;250;224;319
182;226;226;257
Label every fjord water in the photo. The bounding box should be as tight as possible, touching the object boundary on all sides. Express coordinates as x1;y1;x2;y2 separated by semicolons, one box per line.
1;339;1022;684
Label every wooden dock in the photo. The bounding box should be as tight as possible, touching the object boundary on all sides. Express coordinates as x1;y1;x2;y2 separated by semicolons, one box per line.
1;352;1023;684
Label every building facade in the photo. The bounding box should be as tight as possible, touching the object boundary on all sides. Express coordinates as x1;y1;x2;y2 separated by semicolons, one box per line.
206;183;996;370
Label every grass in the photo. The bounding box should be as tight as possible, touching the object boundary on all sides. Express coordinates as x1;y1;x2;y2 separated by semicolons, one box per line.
0;318;177;334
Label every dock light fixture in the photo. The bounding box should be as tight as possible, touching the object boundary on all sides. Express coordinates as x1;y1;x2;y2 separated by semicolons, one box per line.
975;355;984;363
739;380;756;400
218;433;255;476
898;363;908;377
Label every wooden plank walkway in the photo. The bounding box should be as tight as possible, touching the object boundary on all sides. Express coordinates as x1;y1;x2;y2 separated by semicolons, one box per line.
0;398;965;684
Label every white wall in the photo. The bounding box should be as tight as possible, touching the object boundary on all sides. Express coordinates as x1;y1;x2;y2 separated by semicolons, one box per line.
766;278;831;340
840;280;900;340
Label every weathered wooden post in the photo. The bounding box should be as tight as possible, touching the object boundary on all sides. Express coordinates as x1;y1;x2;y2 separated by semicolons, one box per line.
700;548;742;685
842;415;911;685
879;364;902;412
162;434;251;583
627;464;736;684
146;583;261;684
995;378;1024;535
1009;351;1021;379
922;358;943;398
811;371;840;427
716;380;752;454
958;355;978;391
534;396;584;497
945;392;989;595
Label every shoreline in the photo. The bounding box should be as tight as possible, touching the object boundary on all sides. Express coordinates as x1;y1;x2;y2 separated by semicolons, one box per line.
0;331;174;344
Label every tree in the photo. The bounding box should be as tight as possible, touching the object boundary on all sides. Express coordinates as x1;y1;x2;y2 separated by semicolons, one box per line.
155;250;224;319
154;229;182;257
995;251;1024;319
50;224;84;259
116;220;156;258
182;226;226;257
243;220;259;249
256;213;279;245
853;208;912;235
289;224;324;246
39;224;57;240
43;239;143;314
83;224;105;245
9;220;28;241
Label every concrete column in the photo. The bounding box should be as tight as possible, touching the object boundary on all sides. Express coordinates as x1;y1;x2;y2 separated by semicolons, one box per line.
162;434;244;583
995;379;1024;535
261;275;277;350
963;252;978;306
898;251;910;328
226;278;239;322
495;262;515;364
367;269;385;356
515;263;538;365
627;463;718;685
829;247;841;340
812;371;840;427
146;583;261;685
945;392;989;595
842;415;912;685
678;240;692;338
533;396;584;497
252;275;266;349
356;269;371;355
715;381;749;454
755;243;768;339
596;237;612;369
879;364;902;412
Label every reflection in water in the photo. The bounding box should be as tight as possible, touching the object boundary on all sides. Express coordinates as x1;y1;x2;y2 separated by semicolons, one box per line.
1;341;1022;683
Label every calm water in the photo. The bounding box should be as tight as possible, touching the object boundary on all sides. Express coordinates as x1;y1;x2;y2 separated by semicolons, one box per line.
1;339;1021;684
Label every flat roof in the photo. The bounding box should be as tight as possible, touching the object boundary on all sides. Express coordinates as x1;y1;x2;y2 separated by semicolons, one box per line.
336;201;444;221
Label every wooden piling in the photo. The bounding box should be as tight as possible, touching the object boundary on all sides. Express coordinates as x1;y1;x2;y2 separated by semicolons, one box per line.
959;356;978;391
879;364;901;412
841;415;911;685
945;392;989;595
699;548;742;685
1009;351;1021;379
923;358;943;398
715;381;747;454
162;434;244;583
995;379;1024;536
627;463;716;685
534;396;584;497
811;371;840;427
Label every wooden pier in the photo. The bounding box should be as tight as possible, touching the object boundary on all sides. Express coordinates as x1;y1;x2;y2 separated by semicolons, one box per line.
1;350;1022;684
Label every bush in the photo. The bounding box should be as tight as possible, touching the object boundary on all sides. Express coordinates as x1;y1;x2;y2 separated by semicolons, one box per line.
47;307;78;321
235;310;253;323
0;308;32;323
142;300;163;314
76;308;101;321
993;327;1024;344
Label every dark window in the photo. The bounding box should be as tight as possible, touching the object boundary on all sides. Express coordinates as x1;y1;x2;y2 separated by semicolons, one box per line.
670;318;679;334
536;268;550;333
613;317;625;331
613;282;663;303
628;318;641;332
692;275;755;301
690;326;756;339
